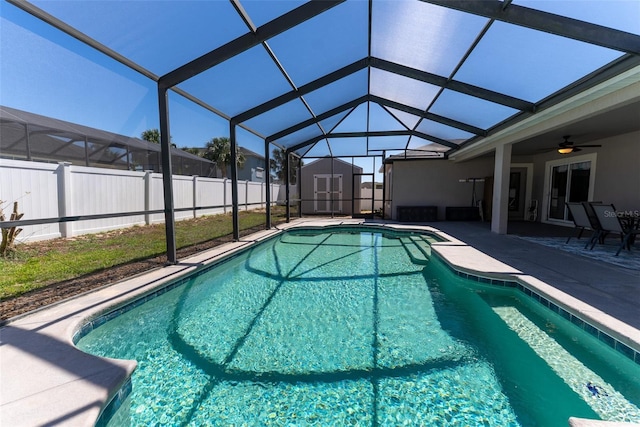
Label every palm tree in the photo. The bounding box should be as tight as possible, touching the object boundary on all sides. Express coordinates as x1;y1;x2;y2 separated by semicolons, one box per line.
203;137;245;178
141;128;176;147
141;129;160;144
182;147;202;156
270;148;302;184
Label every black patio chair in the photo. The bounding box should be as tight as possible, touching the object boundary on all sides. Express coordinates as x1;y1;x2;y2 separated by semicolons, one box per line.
582;202;601;229
566;202;604;249
590;204;640;256
582;201;607;247
566;202;591;243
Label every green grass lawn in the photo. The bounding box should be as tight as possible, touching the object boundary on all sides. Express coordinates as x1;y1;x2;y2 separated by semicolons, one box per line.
0;209;289;300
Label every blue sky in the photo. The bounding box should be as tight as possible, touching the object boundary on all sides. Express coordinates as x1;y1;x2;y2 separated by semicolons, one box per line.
0;2;249;150
0;0;381;174
1;0;638;179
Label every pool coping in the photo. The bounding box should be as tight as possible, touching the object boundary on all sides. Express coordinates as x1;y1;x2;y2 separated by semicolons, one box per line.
1;218;638;427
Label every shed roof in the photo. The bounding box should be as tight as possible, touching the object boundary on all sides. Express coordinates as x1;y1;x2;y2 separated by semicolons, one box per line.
303;156;364;171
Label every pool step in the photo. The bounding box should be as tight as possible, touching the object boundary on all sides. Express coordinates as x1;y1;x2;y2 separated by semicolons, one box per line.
399;236;430;264
418;233;439;245
411;235;433;256
493;306;640;422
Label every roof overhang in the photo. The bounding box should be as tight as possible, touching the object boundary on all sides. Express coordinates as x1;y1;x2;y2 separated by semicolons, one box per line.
449;61;640;162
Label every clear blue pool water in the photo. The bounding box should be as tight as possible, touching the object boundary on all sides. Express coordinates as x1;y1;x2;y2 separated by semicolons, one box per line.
77;228;640;426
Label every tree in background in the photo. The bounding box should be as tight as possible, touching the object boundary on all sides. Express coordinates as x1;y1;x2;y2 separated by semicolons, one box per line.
270;148;302;184
141;128;176;147
203;137;245;178
182;147;202;156
141;128;160;144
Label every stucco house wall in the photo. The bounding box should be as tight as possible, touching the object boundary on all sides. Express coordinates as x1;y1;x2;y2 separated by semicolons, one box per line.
591;131;640;212
389;157;495;221
524;130;640;223
389;130;639;224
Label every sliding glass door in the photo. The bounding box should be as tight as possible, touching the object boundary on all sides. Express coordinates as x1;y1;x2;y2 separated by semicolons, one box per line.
548;164;569;220
546;157;595;222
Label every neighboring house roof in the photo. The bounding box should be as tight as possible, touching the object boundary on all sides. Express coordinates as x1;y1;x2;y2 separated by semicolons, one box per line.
0;105;211;164
183;146;264;162
239;146;265;160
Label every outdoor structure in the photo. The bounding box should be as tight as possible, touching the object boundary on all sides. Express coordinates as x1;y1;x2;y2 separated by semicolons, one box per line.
2;3;640;426
0;106;215;176
300;157;363;216
1;0;639;264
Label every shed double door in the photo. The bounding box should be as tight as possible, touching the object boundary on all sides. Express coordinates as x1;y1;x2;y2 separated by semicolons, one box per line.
314;174;342;213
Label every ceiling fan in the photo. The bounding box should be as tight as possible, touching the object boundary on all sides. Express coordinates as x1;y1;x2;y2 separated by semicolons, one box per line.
556;135;601;154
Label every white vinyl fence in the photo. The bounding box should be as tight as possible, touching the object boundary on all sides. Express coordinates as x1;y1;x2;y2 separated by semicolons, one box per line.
1;159;282;242
360;188;384;211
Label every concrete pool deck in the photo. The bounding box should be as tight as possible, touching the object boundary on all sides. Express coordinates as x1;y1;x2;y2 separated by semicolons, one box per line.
1;218;638;426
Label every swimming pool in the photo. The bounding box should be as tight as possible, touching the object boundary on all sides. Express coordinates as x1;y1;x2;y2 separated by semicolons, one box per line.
76;227;640;426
